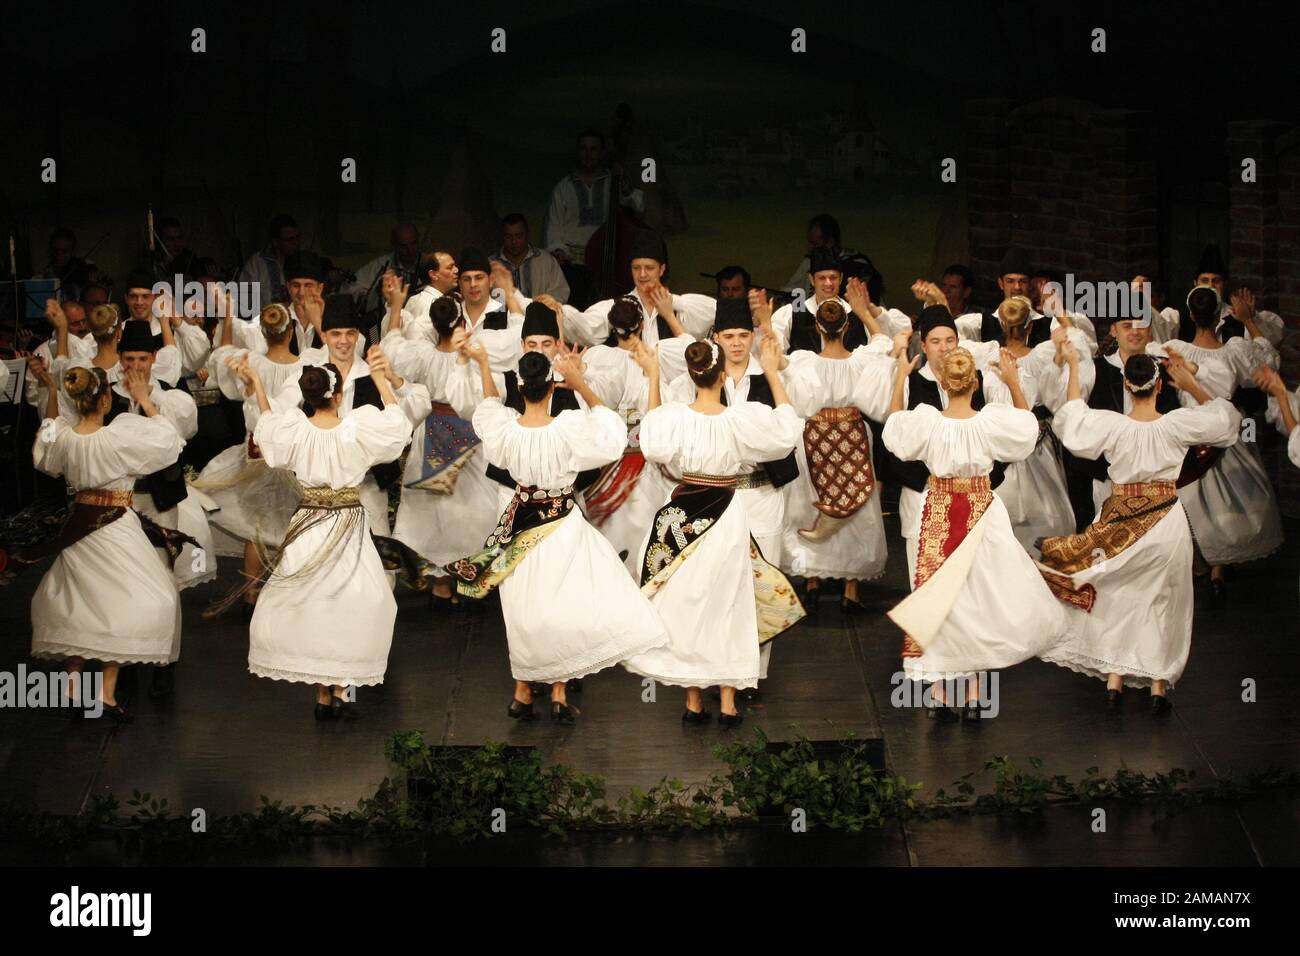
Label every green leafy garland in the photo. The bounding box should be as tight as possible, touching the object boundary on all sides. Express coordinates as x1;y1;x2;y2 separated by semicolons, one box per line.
1;730;1295;857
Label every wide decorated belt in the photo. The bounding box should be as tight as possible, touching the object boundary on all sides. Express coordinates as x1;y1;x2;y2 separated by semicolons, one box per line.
74;488;134;508
1113;480;1176;499
190;385;222;407
299;485;362;509
926;475;992;494
809;406;862;423
681;470;769;490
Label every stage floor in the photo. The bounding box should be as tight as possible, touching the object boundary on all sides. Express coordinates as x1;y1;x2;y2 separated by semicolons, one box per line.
2;512;1298;865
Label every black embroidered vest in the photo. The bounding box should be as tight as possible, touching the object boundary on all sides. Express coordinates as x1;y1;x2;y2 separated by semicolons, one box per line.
787;304;870;354
978;310;1053;348
719;372;800;489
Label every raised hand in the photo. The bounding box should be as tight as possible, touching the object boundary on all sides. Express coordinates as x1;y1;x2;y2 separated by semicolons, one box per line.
650;284;675;320
758;329;785;375
462;335;489;367
226;355;258;393
24;352;53;388
748;287;774;329
124;367;153;403
300;292;324;331
1230;287;1256;323
44;299;67;330
551;349;586;388
891;330;911;359
994;347;1021;385
489;261;515;292
366;344;399;385
1167;360;1198;393
1252;365;1287;397
845;276;872;313
630;337;657;376
382;270;408;308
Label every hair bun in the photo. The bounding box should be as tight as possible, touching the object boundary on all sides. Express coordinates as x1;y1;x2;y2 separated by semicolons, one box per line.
518;350;552;384
63;366;95;398
940;348;977;394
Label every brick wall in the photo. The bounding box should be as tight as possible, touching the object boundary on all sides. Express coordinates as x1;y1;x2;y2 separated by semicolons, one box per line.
963;97;1158;307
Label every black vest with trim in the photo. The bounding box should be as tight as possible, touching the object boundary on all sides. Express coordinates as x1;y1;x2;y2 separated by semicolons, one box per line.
787;304;870;354
873;369;1007;493
484;371;601;492
104;381;189;512
479;308;510;332
350;375;403;490
287;324;322;356
979;310;1052;348
718;372;800;489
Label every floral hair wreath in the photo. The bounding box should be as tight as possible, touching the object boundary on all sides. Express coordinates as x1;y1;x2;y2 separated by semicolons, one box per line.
708;340;720;367
1123;363;1160;393
322;366;338;399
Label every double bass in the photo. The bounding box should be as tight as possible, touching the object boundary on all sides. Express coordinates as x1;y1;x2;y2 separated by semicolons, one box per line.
583;106;646;302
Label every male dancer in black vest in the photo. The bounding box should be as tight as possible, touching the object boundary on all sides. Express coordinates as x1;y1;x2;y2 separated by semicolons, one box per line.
968;247;1054;348
282;252;327;356
108;320;209;699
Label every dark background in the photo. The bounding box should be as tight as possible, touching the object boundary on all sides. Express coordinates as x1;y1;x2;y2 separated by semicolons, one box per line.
2;0;1297;306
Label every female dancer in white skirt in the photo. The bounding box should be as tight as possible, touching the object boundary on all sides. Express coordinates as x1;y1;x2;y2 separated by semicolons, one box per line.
447;344;668;723
781;300;891;605
623;336;806;726
881;347;1079;722
381;293;502;608
22;363;184;722
978;296;1082;552
1039;344;1241;713
1259;366;1300;608
194;302;307;615
231;354;413;719
1166;287;1282;598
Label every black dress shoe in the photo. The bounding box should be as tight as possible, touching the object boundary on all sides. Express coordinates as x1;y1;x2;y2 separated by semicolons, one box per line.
507;699;538;721
718;711;744;729
681;708;712;725
100;703;132;724
960;701;983;722
149;663;176;700
1150;693;1172;716
840;596;866;615
803;584;821;616
314;703;335;721
565;678;583;694
330;696;359;719
738;687;761;703
1106;689;1123;711
926;705;959;724
550;701;576;723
